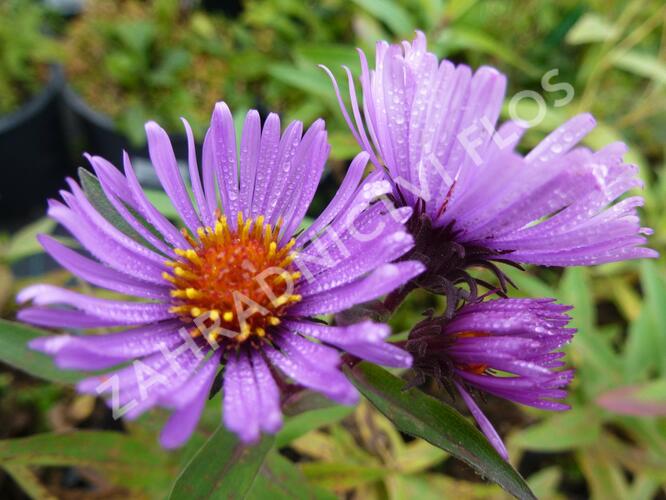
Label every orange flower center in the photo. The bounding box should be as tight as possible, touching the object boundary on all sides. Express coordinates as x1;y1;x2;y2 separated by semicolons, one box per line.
455;330;489;375
163;212;301;345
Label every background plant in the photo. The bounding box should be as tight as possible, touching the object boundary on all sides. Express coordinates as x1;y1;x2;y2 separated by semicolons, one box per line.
64;0;238;144
0;0;60;115
0;0;665;498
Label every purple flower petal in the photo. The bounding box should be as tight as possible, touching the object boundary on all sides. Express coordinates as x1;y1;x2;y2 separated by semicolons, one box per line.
455;381;508;460
160;351;221;448
146;121;202;233
292;261;424;315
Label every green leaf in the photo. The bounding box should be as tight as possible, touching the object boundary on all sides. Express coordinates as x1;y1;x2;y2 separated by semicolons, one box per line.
169;426;274;499
503;267;557;298
4;218;55;263
144;189;182;221
436;26;542;77
387;473;500;500
301;461;387;490
526;466;562;500
0;431;170;496
559;268;622;385
611;50;666;86
3;464;56;500
281;390;344;416
350;0;416;36
0;319;84;384
559;267;594;334
511;408;602;452
566;13;619;45
246;451;336;500
114;20;156;53
639;261;666;374
344;362;536;500
623;308;659;382
394;439;448;474
268;63;333;99
577;446;629;500
0;265;13;313
78;168;153;247
276;404;354;448
295;44;361;74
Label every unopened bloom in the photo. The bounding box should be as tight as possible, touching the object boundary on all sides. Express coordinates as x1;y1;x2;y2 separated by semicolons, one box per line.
325;32;656;297
407;298;575;459
18;102;423;447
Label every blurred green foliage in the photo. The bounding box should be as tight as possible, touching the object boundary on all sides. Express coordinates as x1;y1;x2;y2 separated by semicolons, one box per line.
0;0;60;115
1;0;665;498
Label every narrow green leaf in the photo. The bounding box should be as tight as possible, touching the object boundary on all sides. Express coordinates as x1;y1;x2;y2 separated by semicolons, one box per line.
5;218;55;263
387;473;500;500
511;408;602;452
0;431;170;495
577;446;629;500
350;0;415;36
526;466;562;500
80;168;173;246
436;27;542;77
79;168;152;246
566;13;619;45
559;268;622;385
0;319;84;384
300;461;387;490
612;50;666;85
503;267;556;298
276;404;354;448
624;308;660;382
145;189;182;221
267;64;333;99
344;362;536;500
394;439;448;474
559;267;595;333
3;464;56;500
295;44;361;74
246;451;336;500
169;426;274;499
639;261;666;374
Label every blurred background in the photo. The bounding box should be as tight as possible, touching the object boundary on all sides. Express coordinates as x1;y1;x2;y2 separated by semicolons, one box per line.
0;0;665;498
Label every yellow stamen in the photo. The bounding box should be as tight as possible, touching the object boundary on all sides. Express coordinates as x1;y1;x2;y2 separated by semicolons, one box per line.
162;272;177;284
254;215;265;237
241;218;252;241
174;267;197;280
165;211;302;345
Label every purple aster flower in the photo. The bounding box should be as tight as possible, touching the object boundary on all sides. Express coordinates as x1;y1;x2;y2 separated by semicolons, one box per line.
324;31;656;299
17;102;423;447
406;298;575;459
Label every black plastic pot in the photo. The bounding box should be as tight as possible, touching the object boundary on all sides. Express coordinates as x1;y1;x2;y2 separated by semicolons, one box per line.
202;0;244;17
0;67;71;224
61;85;190;189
